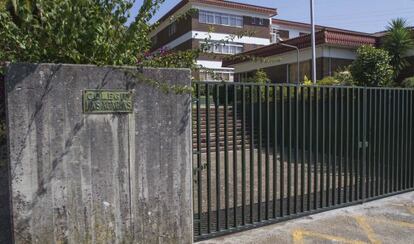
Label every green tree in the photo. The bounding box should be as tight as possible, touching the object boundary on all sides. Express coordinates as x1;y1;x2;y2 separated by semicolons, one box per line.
0;0;165;65
382;18;414;80
246;69;270;84
350;45;394;86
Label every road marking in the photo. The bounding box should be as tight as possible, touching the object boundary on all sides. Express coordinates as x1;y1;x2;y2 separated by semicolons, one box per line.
292;229;367;244
373;218;414;229
407;206;414;215
354;216;382;244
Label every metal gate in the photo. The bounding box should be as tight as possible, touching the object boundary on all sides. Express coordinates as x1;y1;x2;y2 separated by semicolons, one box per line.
192;81;414;241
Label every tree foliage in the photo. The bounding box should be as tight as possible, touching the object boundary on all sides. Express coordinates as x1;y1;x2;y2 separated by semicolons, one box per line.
350;45;394;86
402;76;414;88
382;18;414;80
0;0;165;65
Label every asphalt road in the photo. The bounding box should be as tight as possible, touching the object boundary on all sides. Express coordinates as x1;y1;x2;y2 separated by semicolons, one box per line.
198;191;414;244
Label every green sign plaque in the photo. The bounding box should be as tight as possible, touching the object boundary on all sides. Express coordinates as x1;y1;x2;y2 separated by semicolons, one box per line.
83;90;133;113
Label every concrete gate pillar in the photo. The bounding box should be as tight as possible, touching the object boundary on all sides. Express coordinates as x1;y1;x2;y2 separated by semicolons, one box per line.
4;64;193;244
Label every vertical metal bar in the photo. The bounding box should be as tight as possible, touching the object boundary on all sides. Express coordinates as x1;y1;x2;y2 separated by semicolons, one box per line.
344;88;350;203
395;90;400;192
397;90;401;191
205;84;212;233
379;90;384;195
358;89;363;200
307;86;312;211
394;89;398;191
301;86;306;212
224;84;229;229
314;86;319;209
233;84;238;227
400;90;405;191
258;86;263;221
294;86;299;214
376;89;381;196
404;90;409;190
250;86;255;223
362;88;367;201
392;89;396;192
384;90;392;193
410;90;414;189
406;90;412;189
410;90;413;189
196;83;203;236
409;90;412;189
384;89;388;194
373;89;378;197
366;89;371;198
273;86;278;218
320;87;325;208
215;84;221;231
332;88;337;206
406;90;410;190
400;89;404;191
241;85;246;225
287;86;292;215
404;90;408;190
338;88;344;204
350;88;355;201
265;85;270;219
326;87;331;207
280;86;285;217
355;89;360;201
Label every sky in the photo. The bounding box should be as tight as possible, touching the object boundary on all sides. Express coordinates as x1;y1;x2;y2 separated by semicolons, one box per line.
131;0;414;33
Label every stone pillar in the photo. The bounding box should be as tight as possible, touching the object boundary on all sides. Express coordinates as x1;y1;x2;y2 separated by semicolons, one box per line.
5;64;193;244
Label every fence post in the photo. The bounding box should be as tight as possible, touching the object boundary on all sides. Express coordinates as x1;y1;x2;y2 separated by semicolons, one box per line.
362;87;368;202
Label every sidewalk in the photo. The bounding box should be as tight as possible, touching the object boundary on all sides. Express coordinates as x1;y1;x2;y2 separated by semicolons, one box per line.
198;191;414;244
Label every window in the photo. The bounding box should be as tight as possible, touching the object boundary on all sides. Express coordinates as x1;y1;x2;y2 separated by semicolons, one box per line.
199;10;243;28
168;22;176;37
299;32;309;36
199;11;207;23
278;30;290;40
200;71;234;82
251;17;265;26
201;42;243;55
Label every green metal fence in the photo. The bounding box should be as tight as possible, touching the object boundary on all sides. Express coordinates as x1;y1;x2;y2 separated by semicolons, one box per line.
192;81;414;241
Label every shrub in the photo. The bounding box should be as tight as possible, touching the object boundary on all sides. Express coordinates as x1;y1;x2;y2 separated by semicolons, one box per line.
246;69;270;84
333;67;356;85
402;76;414;88
350;45;394;86
303;75;313;85
245;69;270;101
317;76;340;86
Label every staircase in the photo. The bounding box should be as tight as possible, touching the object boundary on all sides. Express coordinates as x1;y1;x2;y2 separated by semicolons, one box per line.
192;106;253;153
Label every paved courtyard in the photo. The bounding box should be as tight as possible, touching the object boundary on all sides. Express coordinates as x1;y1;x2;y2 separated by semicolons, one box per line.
198;191;414;244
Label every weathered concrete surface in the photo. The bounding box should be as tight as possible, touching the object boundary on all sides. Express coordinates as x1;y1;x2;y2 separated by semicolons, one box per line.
199;191;414;244
0;70;12;244
5;64;192;244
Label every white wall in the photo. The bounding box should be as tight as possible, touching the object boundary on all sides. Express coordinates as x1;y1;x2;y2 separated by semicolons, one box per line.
162;31;270;50
271;24;311;39
193;3;270;19
231;45;357;73
197;60;234;71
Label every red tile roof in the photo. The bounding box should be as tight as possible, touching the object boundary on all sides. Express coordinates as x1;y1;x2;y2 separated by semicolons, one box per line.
272;19;370;36
223;30;377;67
157;0;277;23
